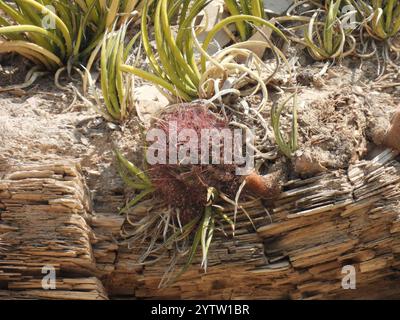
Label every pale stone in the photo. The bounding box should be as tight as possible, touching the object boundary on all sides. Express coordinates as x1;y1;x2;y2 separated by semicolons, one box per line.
264;0;294;15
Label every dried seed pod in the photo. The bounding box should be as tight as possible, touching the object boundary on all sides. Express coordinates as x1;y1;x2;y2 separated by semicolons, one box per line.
244;170;283;199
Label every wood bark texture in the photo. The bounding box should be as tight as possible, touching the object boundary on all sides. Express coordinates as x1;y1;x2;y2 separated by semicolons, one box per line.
0;149;399;299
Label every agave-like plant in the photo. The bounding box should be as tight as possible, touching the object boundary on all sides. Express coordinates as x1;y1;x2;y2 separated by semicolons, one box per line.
271;93;299;158
91;0;286;119
138;0;209;101
0;0;145;71
118;0;286;102
115;150;155;211
95;24;138;121
224;0;266;41
304;0;356;60
353;0;400;49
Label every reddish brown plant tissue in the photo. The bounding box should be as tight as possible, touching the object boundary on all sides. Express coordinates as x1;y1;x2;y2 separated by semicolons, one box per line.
147;103;284;222
147;103;242;221
245;171;283;199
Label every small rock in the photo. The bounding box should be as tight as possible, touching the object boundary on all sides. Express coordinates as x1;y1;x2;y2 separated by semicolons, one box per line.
134;84;169;125
264;0;294;15
106;122;119;131
236;25;273;61
293;151;327;176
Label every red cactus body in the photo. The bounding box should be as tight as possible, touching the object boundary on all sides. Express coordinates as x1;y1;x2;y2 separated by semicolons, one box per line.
148;103;242;221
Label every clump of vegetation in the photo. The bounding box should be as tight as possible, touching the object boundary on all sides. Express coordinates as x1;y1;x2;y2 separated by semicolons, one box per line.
148;104;242;221
146;103;245;278
117;0;286;102
224;0;266;41
351;0;400;74
115;149;155;213
303;0;356;60
0;0;145;71
109;0;294;283
116;104;240;281
116;102;286;285
278;0;400;72
94;24;137;121
89;0;286;120
355;0;400;43
271;93;299;158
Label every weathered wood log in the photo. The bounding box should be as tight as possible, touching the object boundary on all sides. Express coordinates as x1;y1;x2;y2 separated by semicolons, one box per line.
0;150;399;299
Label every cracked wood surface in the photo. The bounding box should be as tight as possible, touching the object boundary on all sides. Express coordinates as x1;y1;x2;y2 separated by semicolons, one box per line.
0;150;399;299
